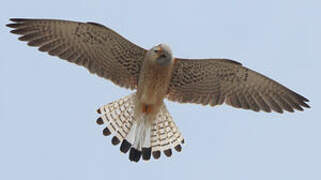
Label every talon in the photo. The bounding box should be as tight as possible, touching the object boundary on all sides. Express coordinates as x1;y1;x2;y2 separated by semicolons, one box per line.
142;104;152;114
142;104;148;113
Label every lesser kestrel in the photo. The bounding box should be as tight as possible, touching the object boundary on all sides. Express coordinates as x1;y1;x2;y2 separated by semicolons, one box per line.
7;18;310;162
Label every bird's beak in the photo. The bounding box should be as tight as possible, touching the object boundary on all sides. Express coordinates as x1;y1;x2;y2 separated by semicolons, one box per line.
157;47;163;55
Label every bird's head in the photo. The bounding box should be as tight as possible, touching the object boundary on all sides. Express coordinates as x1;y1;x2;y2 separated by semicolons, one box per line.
149;44;173;66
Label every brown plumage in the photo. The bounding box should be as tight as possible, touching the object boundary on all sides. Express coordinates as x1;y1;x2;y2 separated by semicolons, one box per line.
168;58;310;113
7;18;310;163
7;18;147;89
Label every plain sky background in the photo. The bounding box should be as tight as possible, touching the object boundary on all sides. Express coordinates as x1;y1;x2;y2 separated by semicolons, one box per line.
1;0;320;180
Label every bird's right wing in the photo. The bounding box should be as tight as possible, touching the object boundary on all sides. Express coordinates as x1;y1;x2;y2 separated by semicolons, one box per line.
167;58;310;113
7;18;147;89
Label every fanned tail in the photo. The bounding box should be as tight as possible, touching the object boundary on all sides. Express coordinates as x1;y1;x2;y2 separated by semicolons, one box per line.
96;93;184;162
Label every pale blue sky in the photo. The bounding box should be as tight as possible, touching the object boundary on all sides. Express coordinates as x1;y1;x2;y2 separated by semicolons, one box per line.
1;0;320;180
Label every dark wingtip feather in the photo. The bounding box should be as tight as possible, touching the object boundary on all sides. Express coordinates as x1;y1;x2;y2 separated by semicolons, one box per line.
10;29;23;34
9;18;29;22
301;101;310;108
97;108;101;114
293;105;304;111
298;94;309;102
6;23;19;28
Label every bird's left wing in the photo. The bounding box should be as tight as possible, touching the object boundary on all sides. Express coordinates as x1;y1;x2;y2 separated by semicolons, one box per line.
167;58;310;113
7;18;147;89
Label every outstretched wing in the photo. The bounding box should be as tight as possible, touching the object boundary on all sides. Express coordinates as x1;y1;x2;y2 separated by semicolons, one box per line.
167;58;310;113
7;18;147;89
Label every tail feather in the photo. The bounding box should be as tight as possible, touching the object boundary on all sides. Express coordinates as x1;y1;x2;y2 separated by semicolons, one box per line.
96;93;184;162
151;105;184;158
98;94;135;143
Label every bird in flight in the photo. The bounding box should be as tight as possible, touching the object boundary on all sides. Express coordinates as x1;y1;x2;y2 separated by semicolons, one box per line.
7;18;310;162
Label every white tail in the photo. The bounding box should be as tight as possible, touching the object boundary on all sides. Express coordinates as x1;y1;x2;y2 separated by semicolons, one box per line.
96;93;184;162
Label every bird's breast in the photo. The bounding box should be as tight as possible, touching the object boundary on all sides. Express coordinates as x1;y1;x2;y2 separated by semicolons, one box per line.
137;60;174;106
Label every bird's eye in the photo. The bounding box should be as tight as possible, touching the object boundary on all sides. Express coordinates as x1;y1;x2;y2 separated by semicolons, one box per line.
153;49;159;53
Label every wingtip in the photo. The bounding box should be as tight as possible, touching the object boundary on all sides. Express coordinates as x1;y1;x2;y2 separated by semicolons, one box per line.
300;101;310;108
303;103;311;108
9;18;20;23
6;23;15;28
6;18;27;29
9;18;28;22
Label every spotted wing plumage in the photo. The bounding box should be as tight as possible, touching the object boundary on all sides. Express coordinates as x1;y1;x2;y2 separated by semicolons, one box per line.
168;58;310;113
7;18;147;89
